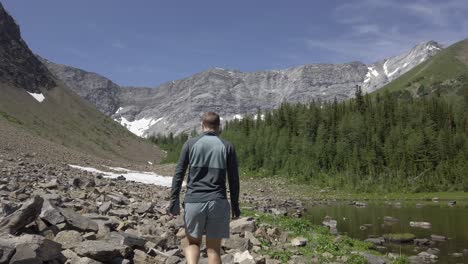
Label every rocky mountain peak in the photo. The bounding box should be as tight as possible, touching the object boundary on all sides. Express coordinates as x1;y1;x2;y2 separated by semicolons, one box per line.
362;40;442;93
41;39;443;137
0;3;55;93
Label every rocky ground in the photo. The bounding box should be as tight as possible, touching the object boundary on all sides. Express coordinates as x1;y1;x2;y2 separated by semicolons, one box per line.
0;148;405;264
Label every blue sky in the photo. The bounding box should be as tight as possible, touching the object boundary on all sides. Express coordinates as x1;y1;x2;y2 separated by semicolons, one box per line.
3;0;468;87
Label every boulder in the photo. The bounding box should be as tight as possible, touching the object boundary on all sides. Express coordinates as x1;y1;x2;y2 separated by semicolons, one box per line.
230;217;256;234
61;249;103;264
234;251;254;264
40;199;65;225
60;208;99;232
108;231;147;249
98;201;112;214
54;230;83;249
0;195;43;235
409;221;432;229
73;240;131;263
245;231;261;246
7;235;62;264
365;237;385;245
223;235;252;251
430;234;447;241
291;237;307;247
358;252;387;264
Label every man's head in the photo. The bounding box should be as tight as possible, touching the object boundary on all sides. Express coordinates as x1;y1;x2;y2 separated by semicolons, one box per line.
202;112;220;133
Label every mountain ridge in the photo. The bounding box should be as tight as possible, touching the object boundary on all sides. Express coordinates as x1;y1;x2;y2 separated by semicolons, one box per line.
42;40;443;137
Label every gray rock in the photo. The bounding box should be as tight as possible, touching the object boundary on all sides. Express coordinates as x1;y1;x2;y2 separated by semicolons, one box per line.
234;251;254;264
108;231;147;249
61;249;103;264
0;195;43;235
108;209;131;218
40;199;65;225
430;234;447;241
358;252;388;264
98;201;112;214
8;235;62;264
54;230;83;249
230;217;256;234
365;237;385;245
223;235;252;251
73;240;131;263
291;237;307;247
60;208;99;232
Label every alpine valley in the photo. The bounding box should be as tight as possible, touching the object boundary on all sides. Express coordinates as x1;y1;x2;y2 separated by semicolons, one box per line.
41;41;443;137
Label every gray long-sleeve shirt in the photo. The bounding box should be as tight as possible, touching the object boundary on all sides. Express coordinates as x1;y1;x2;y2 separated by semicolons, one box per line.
168;131;240;216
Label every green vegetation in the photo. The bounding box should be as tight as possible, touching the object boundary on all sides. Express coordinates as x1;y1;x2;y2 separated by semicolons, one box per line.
151;40;468;193
243;209;408;263
383;233;416;243
0;110;22;125
154;87;467;193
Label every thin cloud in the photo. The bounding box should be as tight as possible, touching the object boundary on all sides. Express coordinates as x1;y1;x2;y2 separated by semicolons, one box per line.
305;0;468;63
111;40;126;49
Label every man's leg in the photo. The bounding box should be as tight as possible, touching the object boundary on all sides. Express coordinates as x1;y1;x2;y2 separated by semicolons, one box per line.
184;234;202;264
206;238;222;264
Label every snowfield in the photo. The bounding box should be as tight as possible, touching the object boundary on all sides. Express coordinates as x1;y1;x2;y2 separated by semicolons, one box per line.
69;164;174;187
27;92;45;103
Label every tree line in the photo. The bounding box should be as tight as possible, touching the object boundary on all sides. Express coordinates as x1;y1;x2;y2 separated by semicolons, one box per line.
150;86;468;193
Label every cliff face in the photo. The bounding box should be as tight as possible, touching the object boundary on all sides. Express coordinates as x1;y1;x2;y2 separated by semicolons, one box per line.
42;40;442;137
40;57;120;115
0;5;55;93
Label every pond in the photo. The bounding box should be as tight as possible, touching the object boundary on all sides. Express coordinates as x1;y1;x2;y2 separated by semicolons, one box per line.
305;200;468;263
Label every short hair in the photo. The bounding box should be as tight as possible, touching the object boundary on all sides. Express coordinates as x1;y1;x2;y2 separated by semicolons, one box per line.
202;112;220;130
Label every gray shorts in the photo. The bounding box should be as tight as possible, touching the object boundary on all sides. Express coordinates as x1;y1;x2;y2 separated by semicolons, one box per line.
184;199;230;239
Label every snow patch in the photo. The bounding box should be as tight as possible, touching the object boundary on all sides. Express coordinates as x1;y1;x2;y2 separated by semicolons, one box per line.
383;60;389;76
27;92;45;103
253;114;265;121
115;107;123;114
387;67;400;77
233;114;243;120
117;117;160;137
427;45;441;51
363;67;378;83
402;62;409;68
69;164;174;187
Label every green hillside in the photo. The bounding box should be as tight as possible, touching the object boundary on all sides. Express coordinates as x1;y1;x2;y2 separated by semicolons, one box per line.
377;39;468;97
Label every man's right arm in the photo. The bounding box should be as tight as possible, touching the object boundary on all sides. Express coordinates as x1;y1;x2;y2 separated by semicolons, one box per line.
168;141;190;215
227;144;241;218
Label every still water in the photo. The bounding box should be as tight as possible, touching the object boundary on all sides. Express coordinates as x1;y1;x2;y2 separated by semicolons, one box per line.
305;200;468;263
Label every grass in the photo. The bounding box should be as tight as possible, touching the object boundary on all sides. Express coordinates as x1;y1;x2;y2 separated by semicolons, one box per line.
242;209;409;264
376;39;468;97
240;176;468;204
0;110;23;125
383;233;416;243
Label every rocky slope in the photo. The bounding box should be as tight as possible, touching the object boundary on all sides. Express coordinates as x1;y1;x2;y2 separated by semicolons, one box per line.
0;151;397;264
0;2;163;163
43;40;442;137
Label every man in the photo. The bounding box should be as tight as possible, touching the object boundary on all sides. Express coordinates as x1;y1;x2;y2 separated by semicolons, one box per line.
168;112;241;264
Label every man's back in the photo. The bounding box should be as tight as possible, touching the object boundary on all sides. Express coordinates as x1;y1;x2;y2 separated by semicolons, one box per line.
169;131;239;214
168;112;240;264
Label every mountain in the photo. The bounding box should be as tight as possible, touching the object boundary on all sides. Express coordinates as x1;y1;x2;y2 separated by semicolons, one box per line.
0;3;162;163
42;39;443;137
362;41;442;93
377;39;468;97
